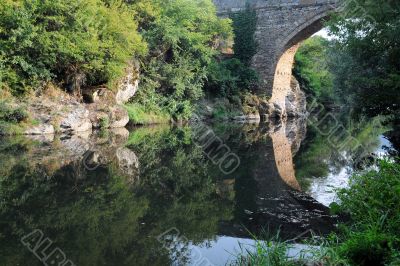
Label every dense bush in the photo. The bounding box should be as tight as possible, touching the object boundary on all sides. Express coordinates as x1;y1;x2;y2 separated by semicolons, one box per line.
0;0;146;95
0;101;27;123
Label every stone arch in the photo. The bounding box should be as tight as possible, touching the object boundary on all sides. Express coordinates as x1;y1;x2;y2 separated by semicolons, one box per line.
271;9;332;116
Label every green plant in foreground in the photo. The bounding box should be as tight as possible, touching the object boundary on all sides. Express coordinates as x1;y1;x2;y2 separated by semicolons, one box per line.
334;159;400;265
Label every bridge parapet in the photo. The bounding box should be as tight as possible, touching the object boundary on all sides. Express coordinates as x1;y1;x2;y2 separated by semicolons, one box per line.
214;0;339;13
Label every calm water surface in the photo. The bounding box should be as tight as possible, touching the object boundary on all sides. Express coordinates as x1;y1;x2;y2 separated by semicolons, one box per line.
0;118;395;265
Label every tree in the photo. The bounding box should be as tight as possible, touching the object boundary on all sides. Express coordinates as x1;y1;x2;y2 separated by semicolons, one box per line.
0;0;147;95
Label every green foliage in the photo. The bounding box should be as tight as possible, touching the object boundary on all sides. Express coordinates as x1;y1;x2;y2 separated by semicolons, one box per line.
232;235;296;266
98;116;109;129
294;36;334;103
0;0;146;95
203;4;259;99
131;0;232;120
327;0;400;115
337;160;400;237
0;99;27;135
334;160;400;265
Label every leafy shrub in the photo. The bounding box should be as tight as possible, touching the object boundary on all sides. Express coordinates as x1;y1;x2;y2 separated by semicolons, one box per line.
0;0;147;95
230;4;258;66
337;160;400;234
339;230;393;266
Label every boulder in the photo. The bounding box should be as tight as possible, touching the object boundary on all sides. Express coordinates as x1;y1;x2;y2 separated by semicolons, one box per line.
89;110;109;129
109;106;129;128
88;104;129;129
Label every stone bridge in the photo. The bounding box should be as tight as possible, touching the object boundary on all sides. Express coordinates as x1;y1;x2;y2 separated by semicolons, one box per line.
213;0;339;117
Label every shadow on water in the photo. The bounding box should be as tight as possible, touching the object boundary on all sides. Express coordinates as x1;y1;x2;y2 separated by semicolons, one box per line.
0;115;392;265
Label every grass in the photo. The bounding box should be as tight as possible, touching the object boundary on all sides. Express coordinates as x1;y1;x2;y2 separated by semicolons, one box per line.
124;103;170;125
230;234;297;266
231;160;400;266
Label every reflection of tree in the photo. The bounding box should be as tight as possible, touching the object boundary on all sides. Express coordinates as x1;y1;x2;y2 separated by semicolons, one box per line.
294;114;390;190
0;126;234;266
126;125;234;243
0;159;150;265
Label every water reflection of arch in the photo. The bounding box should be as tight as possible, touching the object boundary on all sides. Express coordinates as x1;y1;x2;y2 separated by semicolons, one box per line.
218;120;335;240
270;122;301;191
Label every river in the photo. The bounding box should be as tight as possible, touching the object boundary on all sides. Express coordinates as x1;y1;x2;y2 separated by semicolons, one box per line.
0;115;396;265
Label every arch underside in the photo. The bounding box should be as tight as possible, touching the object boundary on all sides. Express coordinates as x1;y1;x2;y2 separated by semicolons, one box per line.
271;14;330;116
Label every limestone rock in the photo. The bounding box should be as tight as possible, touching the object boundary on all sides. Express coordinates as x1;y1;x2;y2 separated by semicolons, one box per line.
59;107;92;133
286;77;307;117
109;106;129;128
89;111;109;129
116;62;140;104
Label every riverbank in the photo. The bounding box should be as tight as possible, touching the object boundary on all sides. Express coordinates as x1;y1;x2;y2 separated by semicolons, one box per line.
0;85;133;135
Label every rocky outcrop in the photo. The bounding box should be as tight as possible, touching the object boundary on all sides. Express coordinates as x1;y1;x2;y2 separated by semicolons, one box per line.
87;104;129;129
20;61;140;136
23;79;136;135
285;77;307;118
59;105;93;133
260;76;307;120
116;61;140;104
25;124;55;135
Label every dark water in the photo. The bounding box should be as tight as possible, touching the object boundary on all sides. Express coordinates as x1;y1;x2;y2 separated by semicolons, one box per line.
0;117;395;265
